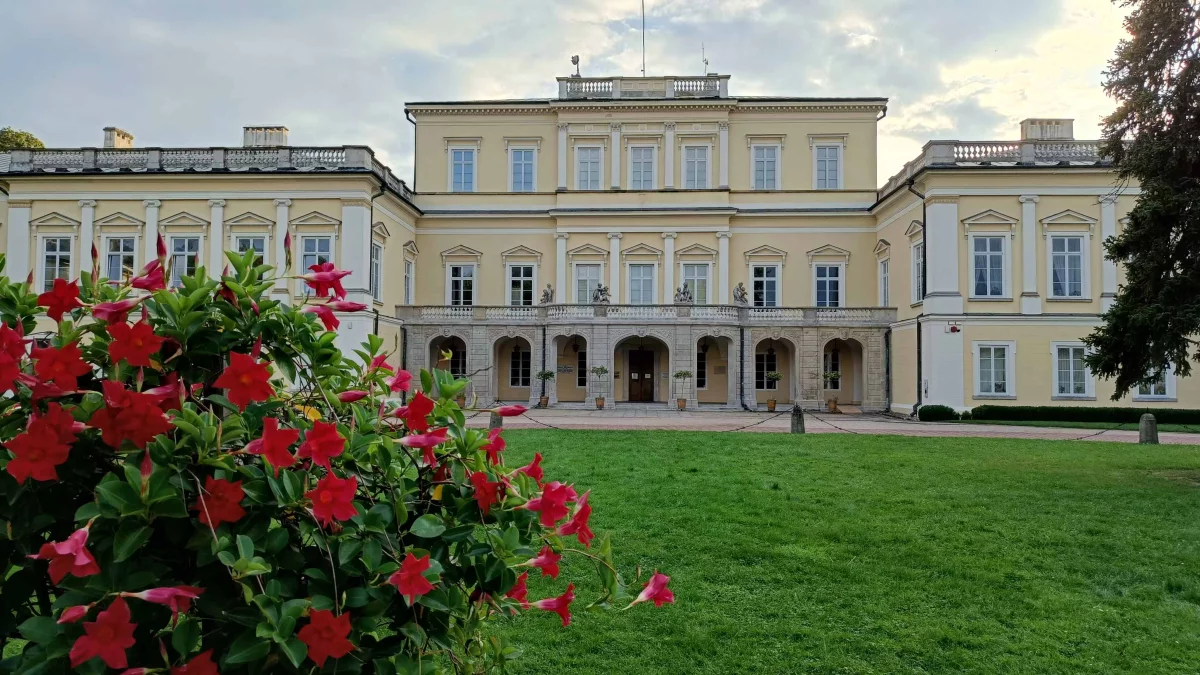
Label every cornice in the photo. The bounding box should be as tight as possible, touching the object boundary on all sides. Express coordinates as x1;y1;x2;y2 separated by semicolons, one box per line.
408;99;886;116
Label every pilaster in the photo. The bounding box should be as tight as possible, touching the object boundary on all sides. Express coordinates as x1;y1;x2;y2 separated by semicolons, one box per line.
143;200;161;271
1019;195;1041;314
555;233;569;302
1100;194;1118;311
608;233;622;301
716;231;731;304
273;199;291;295
610;123;621;189
718;121;729;188
664;122;676;189
662;232;677;298
5;201;32;282
556;123;568;190
207;199;225;278
79;200;97;274
923;196;962;314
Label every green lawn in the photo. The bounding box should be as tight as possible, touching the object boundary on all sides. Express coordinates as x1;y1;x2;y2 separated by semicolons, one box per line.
957;419;1200;434
496;430;1200;674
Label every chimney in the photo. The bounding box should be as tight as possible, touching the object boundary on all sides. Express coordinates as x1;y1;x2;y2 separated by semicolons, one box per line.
103;127;134;148
1020;118;1074;141
243;126;289;147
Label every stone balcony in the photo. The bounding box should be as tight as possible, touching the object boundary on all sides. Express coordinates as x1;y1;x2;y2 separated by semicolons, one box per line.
396;304;896;327
880;139;1109;196
556;75;731;100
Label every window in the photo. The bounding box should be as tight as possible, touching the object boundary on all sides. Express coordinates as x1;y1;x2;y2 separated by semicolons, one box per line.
682;263;709;304
511;149;535;192
300;236;331;295
1136;367;1174;399
450;148;475;192
878;259;890;306
509;346;531;387
972;236;1006;297
629;264;655;305
752;265;779;307
815;265;841;307
575;264;601;304
370;243;383;302
1050;235;1084;298
508;264;535;306
446;345;466;378
449;264;475;306
630;146;655;190
1054;345;1088;397
755;348;778;390
576;350;588;388
696;347;707;389
814;144;841;189
911;243;924;304
752;145;779;190
974;342;1015;397
684;146;709;189
576;147;601;190
42;237;72;292
106;237;136;283
236;236;265;266
404;260;414;305
824;348;840;390
170;237;200;288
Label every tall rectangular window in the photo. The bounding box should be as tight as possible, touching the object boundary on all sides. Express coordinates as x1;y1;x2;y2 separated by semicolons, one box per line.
575;264;601;304
1138;370;1168;398
972;236;1005;297
300;237;331;296
682;263;709;304
696;347;707;389
451;148;475;192
449;265;475;306
824;348;841;390
509;346;531;387
1056;345;1087;396
106;237;136;283
752;265;778;307
576;350;588;388
879;259;890;306
404;260;413;304
370;243;383;302
815;265;841;307
1051;236;1084;298
912;243;924;303
629;264;655;305
446;345;466;378
755;350;778;390
753;145;778;190
978;345;1009;395
170;237;201;288
577;147;601;190
236;236;265;266
815;145;841;189
684;146;708;189
630;147;655;190
508;265;534;306
511;149;534;192
42;237;72;292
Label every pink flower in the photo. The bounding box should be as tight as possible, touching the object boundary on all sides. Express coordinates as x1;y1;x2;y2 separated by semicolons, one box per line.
368;354;393;373
131;260;165;291
28;526;100;584
303;304;339;331
325;300;368;312
121;586;203;626
555;490;594;548
514;452;544;483
338;390;369;403
302;262;351;299
387;370;412;393
482;428;505;465
506;571;530;609
527;545;561;579
631;571;674;608
400;427;449;469
58;604;91;624
493;404;527;417
92;298;141;324
532;583;575;626
524;481;577;527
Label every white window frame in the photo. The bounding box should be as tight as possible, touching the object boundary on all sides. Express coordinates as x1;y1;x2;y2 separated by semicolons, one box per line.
911;241;924;305
572;261;604;304
813;143;844;190
972;340;1017;399
1046;233;1091;299
750;263;782;307
627;145;657;190
297;235;333;296
574;145;604;191
812;263;845;308
509;344;532;388
679;261;712;304
755;348;779;391
750;143;782;190
508;146;537;193
38;234;75;293
824;347;841;391
102;234;139;284
626;262;658;305
682;144;712;190
170;235;203;289
505;262;538;307
878;258;890;307
968;233;1011;299
1049;342;1094;399
445;263;478;306
370;242;384;302
447;146;478;193
1133;364;1177;402
234;235;266;266
403;258;414;305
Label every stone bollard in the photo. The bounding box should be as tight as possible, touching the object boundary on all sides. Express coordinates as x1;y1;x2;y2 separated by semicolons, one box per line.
790;406;805;434
1139;413;1158;444
489;412;503;430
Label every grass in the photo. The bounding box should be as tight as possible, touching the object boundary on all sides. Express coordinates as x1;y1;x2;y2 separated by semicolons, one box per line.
957;419;1200;433
495;430;1200;674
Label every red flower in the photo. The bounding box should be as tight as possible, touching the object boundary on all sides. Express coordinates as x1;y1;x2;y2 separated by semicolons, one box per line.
121;585;203;626
632;571;674;608
246;417;299;476
402;391;435;432
482;428;505;465
301;262;352;299
37;278;83;321
556;490;594;548
297;609;355;667
31;342;90;389
528;545;561;579
58;604;91;624
387;370;413;393
493;404;527;417
325;300;368;312
388;552;438;605
506;571;530;609
90;380;173;449
92;298;141;324
144;373;189;412
213;352;273;410
514;452;544;483
69;597;137;669
41;401;86;444
27;525;100;584
0;322;25;394
170;650;219;675
194;476;245;527
131;259;165;291
303;304;339;331
4;426;70;483
524;481;578;527
368;354;393;374
338;390;369;403
296;421;345;470
108;321;165;368
399;427;448;469
306;474;357;527
469;470;503;515
532;583;575;627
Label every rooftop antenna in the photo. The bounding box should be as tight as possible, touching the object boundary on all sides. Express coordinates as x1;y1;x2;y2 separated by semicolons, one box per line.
702;43;709;75
571;55;580;77
641;0;646;76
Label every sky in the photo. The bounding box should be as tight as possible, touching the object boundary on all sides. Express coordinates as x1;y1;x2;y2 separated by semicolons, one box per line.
0;0;1130;188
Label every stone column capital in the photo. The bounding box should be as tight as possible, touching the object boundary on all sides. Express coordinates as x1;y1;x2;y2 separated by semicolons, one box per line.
1018;195;1039;204
555;232;570;240
274;198;292;207
664;121;677;131
661;232;677;240
718;121;729;130
207;199;226;207
716;231;733;239
1099;194;1119;205
78;199;97;208
143;199;161;208
557;122;570;130
610;122;622;132
608;232;623;240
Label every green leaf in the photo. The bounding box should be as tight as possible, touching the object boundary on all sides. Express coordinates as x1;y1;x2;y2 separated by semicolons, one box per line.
18;616;59;644
416;589;450;612
207;394;242;414
363;539;382;571
442;524;476;543
150;496;189;519
113;521;153;562
397;621;426;647
172;617;201;657
344;587;370;608
265;527;289;554
237;534;255;560
338;540;363;567
280;637;307;668
224;631;272;664
96;480;142;513
411;514;446;538
74;502;101;522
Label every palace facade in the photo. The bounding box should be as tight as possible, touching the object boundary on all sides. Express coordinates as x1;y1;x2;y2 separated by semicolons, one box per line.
1;74;1190;412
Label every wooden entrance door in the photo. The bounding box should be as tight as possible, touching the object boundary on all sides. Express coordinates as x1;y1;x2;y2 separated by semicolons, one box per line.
627;348;655;402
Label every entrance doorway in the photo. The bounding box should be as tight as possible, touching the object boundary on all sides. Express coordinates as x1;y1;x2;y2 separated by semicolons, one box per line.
627;347;655;401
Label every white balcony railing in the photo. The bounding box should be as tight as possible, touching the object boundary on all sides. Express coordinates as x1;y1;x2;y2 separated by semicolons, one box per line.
397;304;895;326
557;75;729;100
880;139;1110;196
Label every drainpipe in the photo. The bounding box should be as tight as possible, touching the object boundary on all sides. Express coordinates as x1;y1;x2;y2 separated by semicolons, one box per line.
399;325;408;404
883;328;892;412
738;325;752;411
906;180;926;415
405;109;418;192
540;324;547;404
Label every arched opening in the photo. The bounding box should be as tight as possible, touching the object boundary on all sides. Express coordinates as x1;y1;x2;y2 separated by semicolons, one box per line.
554;334;589;403
823;338;865;407
429;335;467;378
613;336;670;403
695;335;734;406
493;336;533;403
754;338;794;406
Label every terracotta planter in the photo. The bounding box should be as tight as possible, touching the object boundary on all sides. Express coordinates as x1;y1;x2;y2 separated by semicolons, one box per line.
455;395;466;407
595;397;606;409
539;396;549;408
767;399;777;412
676;398;686;410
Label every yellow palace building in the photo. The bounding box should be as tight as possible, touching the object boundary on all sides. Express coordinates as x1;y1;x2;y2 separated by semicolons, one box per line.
0;73;1189;412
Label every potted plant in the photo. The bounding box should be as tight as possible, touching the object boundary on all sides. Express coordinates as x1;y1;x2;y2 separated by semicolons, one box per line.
765;371;783;411
673;370;693;410
823;371;841;412
535;369;556;407
591;364;609;409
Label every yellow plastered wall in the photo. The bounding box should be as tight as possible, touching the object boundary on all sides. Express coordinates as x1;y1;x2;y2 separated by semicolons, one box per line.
413;114;558;193
696;336;731;404
890;324;917;409
493;337;533;401
554;337;589;402
727;114;878;191
413;227;557;306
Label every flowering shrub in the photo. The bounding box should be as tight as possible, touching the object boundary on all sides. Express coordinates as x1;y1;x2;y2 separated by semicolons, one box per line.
0;239;671;673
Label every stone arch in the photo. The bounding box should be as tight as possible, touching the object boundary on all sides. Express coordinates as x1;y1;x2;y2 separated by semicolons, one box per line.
612;333;672;404
818;336;866;408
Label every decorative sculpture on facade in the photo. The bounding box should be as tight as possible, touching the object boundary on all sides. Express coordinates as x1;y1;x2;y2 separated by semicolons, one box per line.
733;282;749;305
591;284;611;304
673;284;693;304
539;284;554;304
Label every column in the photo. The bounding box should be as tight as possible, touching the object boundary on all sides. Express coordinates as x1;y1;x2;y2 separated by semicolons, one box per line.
340;198;372;299
610;123;621;189
716;231;731;304
557;123;568;190
718;121;729;189
273;199;291;293
922;196;962;314
1019;195;1040;314
1100;195;1118;311
662;232;676;300
5;201;31;282
143;200;161;268
79;200;97;275
608;233;622;302
555;233;569;303
207;200;225;278
664;122;676;189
